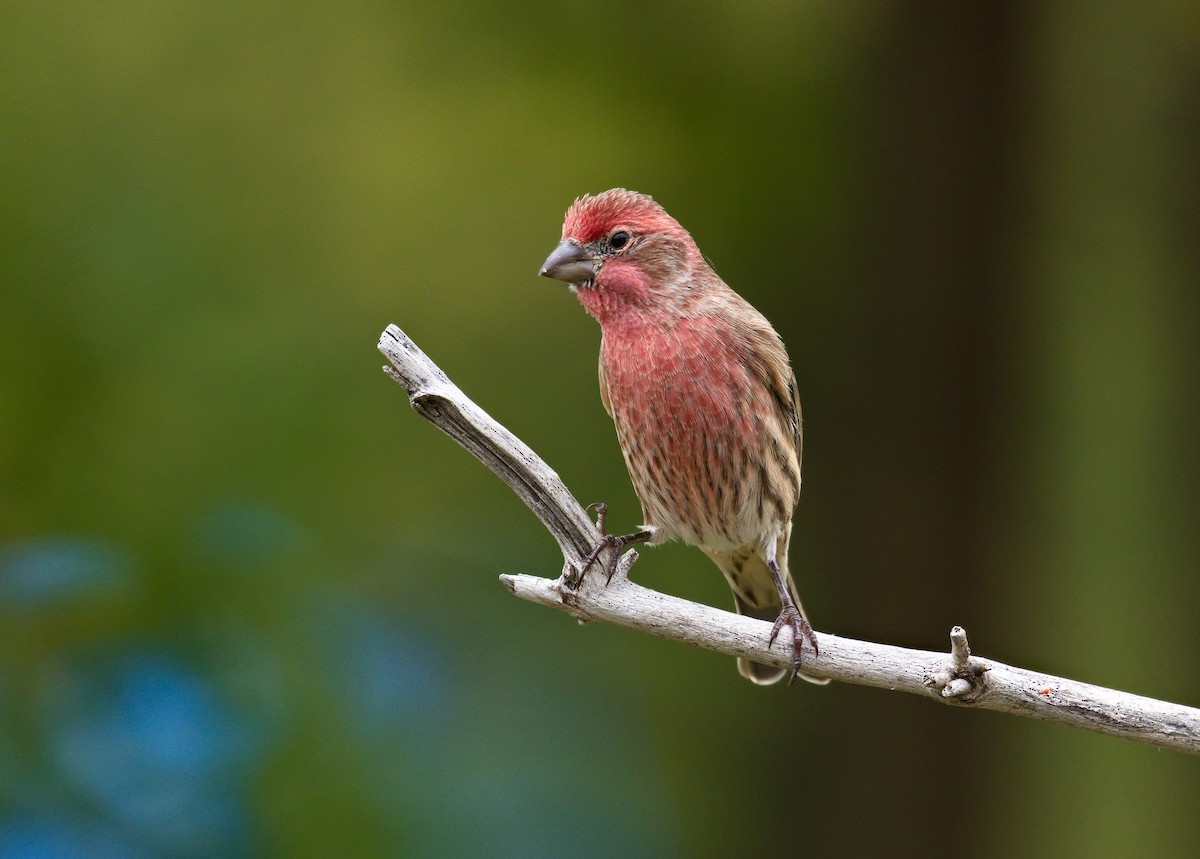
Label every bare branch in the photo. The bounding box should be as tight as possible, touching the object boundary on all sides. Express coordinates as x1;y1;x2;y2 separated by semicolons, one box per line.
379;323;1200;756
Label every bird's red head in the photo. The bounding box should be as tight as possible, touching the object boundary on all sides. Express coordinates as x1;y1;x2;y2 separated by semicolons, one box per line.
540;189;703;325
560;189;685;245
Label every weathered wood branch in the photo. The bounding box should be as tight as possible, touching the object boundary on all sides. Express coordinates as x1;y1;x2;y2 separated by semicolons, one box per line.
379;323;1200;755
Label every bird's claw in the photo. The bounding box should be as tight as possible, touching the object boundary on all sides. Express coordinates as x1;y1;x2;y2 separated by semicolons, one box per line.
568;503;652;590
585;502;611;538
568;503;617;588
769;605;819;686
577;534;622;587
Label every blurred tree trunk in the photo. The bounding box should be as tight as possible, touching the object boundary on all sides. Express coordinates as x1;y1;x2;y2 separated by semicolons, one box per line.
815;2;1031;847
819;2;1200;856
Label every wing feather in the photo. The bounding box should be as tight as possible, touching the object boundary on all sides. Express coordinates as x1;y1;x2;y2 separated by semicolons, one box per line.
598;351;613;418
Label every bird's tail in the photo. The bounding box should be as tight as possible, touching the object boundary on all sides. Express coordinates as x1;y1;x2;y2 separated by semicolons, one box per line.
710;548;829;686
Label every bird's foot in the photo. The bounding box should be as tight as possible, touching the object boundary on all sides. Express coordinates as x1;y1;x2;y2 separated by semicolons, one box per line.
568;503;652;589
768;605;819;686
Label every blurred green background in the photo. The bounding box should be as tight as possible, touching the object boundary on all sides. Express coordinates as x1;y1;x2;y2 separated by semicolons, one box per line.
3;1;1199;856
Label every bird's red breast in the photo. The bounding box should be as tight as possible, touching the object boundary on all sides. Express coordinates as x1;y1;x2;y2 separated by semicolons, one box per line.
599;311;795;550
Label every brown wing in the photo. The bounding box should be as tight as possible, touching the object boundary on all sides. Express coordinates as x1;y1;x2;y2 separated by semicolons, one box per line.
786;366;802;471
739;319;803;497
764;330;802;470
597;351;613;418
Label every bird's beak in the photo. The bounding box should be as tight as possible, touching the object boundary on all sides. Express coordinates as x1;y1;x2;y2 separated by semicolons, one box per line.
539;239;598;284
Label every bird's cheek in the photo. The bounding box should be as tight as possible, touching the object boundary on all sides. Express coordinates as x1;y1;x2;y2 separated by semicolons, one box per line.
596;260;649;295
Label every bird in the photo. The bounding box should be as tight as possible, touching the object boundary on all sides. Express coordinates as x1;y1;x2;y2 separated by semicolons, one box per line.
538;188;827;685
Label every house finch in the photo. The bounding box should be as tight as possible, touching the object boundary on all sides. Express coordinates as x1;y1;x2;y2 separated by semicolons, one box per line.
539;188;826;685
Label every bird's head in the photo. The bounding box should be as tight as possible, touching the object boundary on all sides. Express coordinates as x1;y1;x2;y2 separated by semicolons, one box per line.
539;189;703;324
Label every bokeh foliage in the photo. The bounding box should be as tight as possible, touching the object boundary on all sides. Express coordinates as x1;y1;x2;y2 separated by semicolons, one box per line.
2;1;1199;856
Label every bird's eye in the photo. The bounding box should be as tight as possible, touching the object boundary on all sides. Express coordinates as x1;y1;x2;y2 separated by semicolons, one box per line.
609;230;630;250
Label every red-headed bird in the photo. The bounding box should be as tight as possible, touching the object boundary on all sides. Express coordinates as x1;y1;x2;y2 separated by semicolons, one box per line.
539;189;826;685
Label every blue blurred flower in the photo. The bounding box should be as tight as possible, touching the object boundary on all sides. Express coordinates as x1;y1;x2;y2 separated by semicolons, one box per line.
194;502;312;570
319;599;447;740
40;648;256;857
0;538;132;609
0;816;146;859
